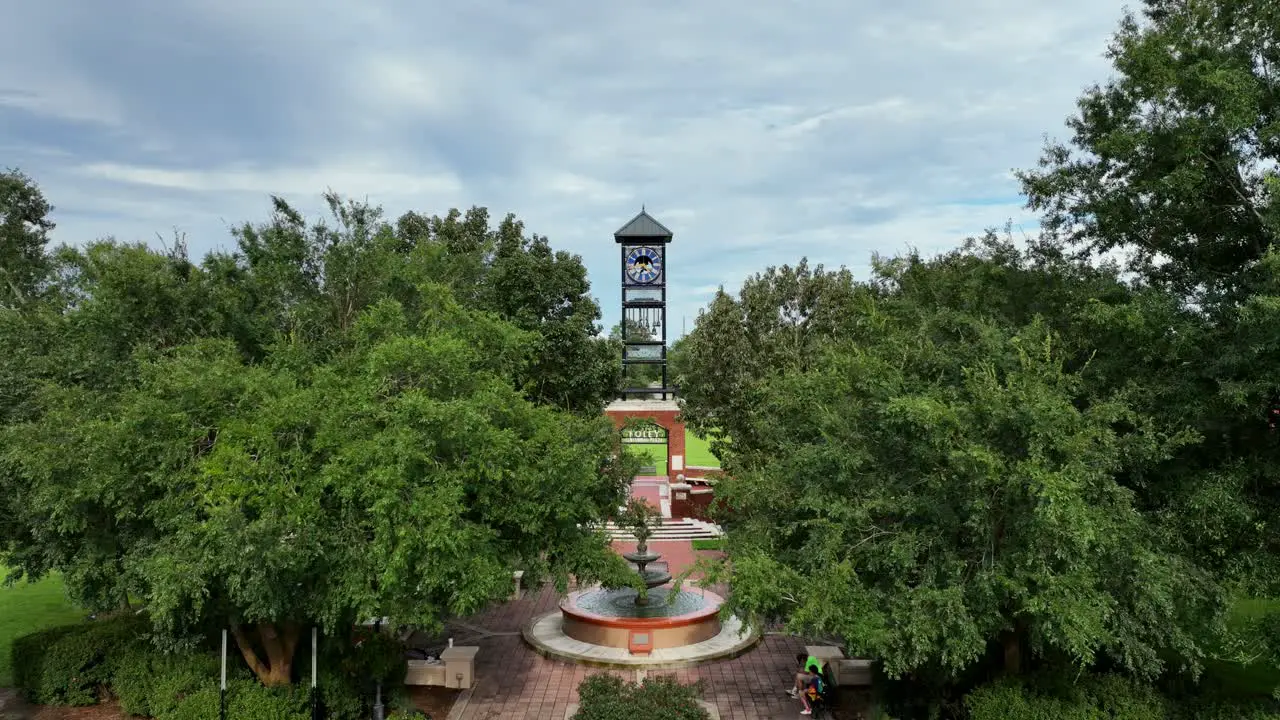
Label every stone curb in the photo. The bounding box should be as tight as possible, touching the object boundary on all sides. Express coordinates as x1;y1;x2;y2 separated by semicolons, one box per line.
521;612;761;671
563;700;720;719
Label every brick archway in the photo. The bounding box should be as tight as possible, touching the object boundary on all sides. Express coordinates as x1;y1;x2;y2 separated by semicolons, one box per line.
604;399;687;479
605;399;689;519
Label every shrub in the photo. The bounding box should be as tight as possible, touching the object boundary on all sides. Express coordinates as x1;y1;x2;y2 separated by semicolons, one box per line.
12;616;393;720
964;674;1165;720
1165;697;1280;720
110;645;228;717
11;625;82;703
316;669;366;720
162;685;222;720
112;656;362;720
573;673;708;720
11;614;148;705
345;629;408;686
165;679;310;720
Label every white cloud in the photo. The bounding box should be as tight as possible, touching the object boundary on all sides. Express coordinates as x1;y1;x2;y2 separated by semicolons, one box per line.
76;162;463;198
351;53;469;119
1;0;1126;336
0;87;123;127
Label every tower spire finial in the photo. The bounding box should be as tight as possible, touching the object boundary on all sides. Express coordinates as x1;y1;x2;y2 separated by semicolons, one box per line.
641;203;646;212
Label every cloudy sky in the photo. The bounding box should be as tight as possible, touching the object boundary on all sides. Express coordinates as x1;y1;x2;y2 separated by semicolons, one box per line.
1;0;1125;336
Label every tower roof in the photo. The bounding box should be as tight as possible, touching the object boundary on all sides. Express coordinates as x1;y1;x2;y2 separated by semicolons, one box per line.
614;209;673;242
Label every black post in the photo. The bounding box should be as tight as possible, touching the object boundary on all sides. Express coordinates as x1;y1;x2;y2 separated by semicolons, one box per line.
372;683;384;720
311;626;321;720
220;629;228;720
371;619;385;720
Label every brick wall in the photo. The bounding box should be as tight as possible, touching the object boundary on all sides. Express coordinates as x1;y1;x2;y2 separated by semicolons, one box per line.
669;485;716;522
682;466;724;482
605;407;686;476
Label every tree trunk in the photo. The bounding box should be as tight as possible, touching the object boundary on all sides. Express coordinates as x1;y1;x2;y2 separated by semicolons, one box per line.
231;621;301;686
1001;621;1027;675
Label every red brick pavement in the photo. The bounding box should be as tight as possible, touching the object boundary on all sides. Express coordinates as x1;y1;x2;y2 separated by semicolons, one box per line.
629;477;665;508
447;585;870;720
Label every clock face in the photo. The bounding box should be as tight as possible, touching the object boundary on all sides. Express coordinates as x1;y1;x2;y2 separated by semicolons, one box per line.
625;246;663;284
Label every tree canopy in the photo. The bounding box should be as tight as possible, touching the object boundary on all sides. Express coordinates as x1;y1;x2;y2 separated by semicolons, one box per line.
0;185;633;685
1019;0;1280;593
1019;0;1280;302
675;260;864;464
0;168;54;307
692;238;1220;682
681;0;1280;706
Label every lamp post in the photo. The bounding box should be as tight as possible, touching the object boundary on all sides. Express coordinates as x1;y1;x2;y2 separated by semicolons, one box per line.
220;629;227;720
311;626;320;720
371;619;385;720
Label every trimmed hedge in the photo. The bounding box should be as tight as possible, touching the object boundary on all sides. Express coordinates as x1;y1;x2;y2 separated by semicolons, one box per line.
111;644;233;717
11;613;149;705
573;674;709;720
964;674;1280;720
10;616;405;720
165;681;312;720
965;675;1165;720
1165;698;1280;720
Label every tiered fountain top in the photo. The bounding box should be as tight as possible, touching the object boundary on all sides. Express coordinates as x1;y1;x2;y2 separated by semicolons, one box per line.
617;498;669;604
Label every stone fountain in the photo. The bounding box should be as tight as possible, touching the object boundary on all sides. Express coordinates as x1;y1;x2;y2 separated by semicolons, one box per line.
524;498;756;665
620;500;671;605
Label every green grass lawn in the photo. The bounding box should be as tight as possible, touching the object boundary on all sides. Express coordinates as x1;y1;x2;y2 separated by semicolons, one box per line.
623;433;721;477
1202;596;1280;698
0;567;84;686
630;445;668;476
684;432;720;468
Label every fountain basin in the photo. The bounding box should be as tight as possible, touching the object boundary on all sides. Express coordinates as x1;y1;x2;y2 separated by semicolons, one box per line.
560;587;724;651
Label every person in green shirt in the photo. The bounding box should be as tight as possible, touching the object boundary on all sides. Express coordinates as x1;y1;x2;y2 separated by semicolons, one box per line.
786;652;825;699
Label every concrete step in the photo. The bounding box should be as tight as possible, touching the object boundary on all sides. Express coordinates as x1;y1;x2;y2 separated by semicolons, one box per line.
596;518;724;541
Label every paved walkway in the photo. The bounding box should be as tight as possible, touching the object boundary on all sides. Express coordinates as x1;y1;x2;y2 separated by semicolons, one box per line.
0;688;120;720
629;476;667;500
442;585;870;720
0;690;23;720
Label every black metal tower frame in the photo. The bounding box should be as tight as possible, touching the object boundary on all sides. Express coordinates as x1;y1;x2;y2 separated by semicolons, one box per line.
614;210;674;400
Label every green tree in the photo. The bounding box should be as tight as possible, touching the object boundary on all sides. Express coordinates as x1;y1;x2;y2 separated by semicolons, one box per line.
393;207;619;412
1019;0;1280;594
675;260;865;466
0;169;54;306
1019;0;1280;302
666;335;688;389
707;284;1215;681
0;239;229;609
0;192;635;686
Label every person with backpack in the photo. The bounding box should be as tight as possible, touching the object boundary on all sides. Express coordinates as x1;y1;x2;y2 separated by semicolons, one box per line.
786;653;826;714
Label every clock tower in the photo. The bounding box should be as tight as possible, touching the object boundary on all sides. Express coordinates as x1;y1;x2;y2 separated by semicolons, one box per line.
614;209;674;400
606;208;692;519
